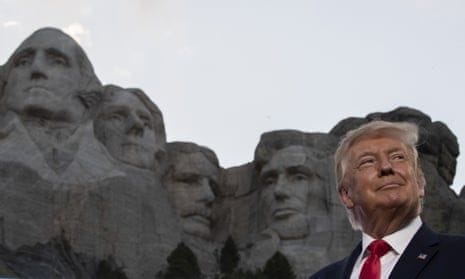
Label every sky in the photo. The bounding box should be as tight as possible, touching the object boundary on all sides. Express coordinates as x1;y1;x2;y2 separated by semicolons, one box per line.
1;0;465;193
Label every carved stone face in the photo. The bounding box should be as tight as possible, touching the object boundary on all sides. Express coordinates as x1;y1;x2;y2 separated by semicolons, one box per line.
258;146;326;240
164;151;218;239
3;29;85;123
95;89;158;169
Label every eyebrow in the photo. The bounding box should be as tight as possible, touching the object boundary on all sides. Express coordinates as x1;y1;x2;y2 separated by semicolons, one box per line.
259;171;276;184
105;104;130;112
12;47;35;61
260;164;314;179
287;165;313;175
46;47;71;63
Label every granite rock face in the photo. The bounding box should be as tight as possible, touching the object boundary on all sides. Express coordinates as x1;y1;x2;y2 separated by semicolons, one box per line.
1;28;465;279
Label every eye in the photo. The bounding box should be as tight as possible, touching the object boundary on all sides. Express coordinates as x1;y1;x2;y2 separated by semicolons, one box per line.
108;113;124;122
47;52;69;67
177;174;199;185
51;56;67;66
357;157;376;169
262;175;277;186
139;115;152;129
14;56;32;67
391;152;406;161
290;172;309;182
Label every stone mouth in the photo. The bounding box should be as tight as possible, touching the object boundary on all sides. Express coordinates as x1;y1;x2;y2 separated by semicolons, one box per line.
185;214;211;226
273;207;300;219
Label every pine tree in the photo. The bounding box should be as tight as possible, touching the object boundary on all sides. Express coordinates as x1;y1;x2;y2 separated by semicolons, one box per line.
262;252;296;279
164;242;202;279
220;236;240;274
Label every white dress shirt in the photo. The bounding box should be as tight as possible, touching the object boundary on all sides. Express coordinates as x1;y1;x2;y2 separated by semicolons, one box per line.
350;216;422;279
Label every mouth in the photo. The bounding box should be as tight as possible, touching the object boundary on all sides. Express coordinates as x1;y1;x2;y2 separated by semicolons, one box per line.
122;142;143;149
186;214;211;226
26;86;50;93
378;182;403;191
272;208;300;219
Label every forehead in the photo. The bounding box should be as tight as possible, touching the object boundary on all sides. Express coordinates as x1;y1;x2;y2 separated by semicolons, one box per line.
349;136;409;158
15;30;78;58
173;152;219;177
261;146;311;173
106;90;147;111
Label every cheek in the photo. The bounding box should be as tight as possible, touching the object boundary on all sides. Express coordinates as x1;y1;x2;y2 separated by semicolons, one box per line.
141;131;157;145
50;68;81;86
103;122;125;136
259;188;274;212
169;185;191;206
293;182;311;202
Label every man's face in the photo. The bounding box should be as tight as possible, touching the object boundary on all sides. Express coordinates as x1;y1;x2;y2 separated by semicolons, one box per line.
3;29;84;122
165;152;218;239
339;136;424;229
96;90;158;169
259;146;325;239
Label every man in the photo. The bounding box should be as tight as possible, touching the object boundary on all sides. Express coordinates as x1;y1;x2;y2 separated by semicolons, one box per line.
258;145;329;240
0;27;117;182
94;85;166;170
162;142;219;240
310;121;465;279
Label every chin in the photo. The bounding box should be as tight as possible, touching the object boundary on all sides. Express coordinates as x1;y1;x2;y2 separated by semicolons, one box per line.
271;214;309;240
183;222;211;240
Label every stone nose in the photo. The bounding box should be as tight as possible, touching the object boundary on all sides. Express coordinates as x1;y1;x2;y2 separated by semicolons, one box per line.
125;112;144;136
273;175;290;200
198;177;215;205
30;53;48;80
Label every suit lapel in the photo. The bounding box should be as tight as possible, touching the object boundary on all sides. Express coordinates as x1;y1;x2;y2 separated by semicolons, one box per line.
342;242;362;279
389;224;440;279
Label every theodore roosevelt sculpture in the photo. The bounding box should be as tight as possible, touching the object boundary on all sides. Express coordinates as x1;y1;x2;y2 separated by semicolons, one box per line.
162;142;220;240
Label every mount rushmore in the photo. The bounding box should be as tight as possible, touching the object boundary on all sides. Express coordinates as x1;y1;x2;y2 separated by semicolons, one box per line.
0;28;464;278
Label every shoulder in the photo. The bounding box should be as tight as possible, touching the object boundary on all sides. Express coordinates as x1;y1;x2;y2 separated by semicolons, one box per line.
437;232;465;249
308;258;347;279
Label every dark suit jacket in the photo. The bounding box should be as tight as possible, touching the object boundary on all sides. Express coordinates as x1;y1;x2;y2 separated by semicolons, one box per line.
310;224;465;279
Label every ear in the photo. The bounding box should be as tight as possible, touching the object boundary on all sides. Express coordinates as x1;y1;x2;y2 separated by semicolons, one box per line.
339;186;355;209
416;166;426;198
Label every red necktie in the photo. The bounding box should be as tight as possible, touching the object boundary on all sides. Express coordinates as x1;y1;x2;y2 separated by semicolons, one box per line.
359;239;391;279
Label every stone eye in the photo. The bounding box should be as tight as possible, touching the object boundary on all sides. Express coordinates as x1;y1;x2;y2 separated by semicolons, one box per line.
262;175;277;186
291;173;308;182
14;56;31;67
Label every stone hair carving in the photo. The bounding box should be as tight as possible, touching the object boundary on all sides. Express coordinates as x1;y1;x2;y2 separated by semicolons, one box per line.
162;142;220;240
94;85;166;170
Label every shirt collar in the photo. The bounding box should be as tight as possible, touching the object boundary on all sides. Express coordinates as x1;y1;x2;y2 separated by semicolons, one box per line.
361;216;422;256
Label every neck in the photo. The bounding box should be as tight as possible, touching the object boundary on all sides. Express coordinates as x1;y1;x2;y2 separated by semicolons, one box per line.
359;207;418;239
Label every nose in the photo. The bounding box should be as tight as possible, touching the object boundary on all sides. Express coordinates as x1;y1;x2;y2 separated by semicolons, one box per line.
198;177;215;205
378;157;395;177
273;175;290;201
125;112;144;136
30;53;47;80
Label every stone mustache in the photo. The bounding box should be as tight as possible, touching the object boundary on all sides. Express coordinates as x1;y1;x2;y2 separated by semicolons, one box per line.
0;28;464;279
